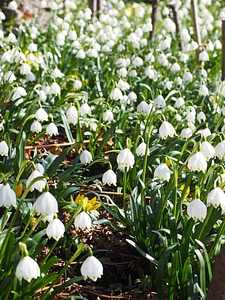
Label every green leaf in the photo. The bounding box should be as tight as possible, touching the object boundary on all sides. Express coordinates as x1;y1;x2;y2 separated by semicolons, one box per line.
60;109;74;143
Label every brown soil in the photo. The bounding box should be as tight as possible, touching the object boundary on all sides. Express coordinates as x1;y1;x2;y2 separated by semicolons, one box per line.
25;134;157;299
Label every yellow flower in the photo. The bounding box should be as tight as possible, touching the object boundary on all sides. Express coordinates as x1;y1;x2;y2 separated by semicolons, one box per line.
75;194;101;211
180;184;190;199
210;95;215;102
166;158;172;167
14;182;23;197
24;49;29;56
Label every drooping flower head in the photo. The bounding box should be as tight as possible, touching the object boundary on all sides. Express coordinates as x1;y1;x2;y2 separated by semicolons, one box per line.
81;255;103;281
187;199;207;222
187;151;207;172
117;148;135;172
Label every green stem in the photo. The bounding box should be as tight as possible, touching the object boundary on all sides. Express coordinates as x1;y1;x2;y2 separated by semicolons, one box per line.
41;204;83;264
196;206;214;241
40;243;85;300
123;169;128;220
209;213;225;259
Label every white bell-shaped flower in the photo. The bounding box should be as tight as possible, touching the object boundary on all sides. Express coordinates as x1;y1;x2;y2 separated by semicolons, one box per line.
180;128;193;139
109;87;123;100
74;211;92;229
0;141;8;156
103;110;114;122
153;95;166;107
117;148;135;172
207;187;225;209
34;192;58;221
15;256;40;282
137;101;151;114
49;82;61;95
187;152;207;172
30;120;42;133
136;142;149;157
154;163;171;181
35;108;48;122
74;79;82;90
80;103;91;115
46;123;58;136
0;183;17;208
199;84;208;96
66;106;78;125
26;170;46;192
117;79;130;91
187;199;207;222
159;121;176;139
20;63;31;75
201;141;215;161
81;256;103;281
215;140;225;159
46;218;65;241
80;150;92;165
102;169;117;186
8;0;18;11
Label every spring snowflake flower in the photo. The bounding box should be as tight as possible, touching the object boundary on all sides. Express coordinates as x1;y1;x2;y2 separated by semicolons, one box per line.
11;86;27;101
16;256;40;282
4;71;16;82
109;87;123;100
0;183;17;208
137;101;151;114
34;192;58;221
207;187;225;209
66;106;78;125
49;82;61;95
30;120;42;133
201;141;215;160
74;79;82;90
74;211;92;229
215;141;225;159
102;169;117;186
159;121;176;139
51;67;64;78
187;199;207;222
117;79;130;91
197;111;206;123
20;63;31;75
81;256;103;281
35;108;48;122
170;62;181;72
8;0;18;10
199;84;209;96
153;95;166;107
154;163;171;181
46;123;58;136
46;218;65;241
0;141;8;156
136;142;149;157
180;128;193;139
80;103;91;115
199;50;209;61
26;170;46;192
187;152;207;172
80;150;92;165
103;110;114;122
174;97;185;108
117;148;135;172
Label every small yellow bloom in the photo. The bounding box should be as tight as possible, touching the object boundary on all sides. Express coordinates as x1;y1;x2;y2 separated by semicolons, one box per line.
24;49;29;56
180;184;190;199
14;182;23;197
75;194;101;211
166;158;172;167
210;95;215;102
